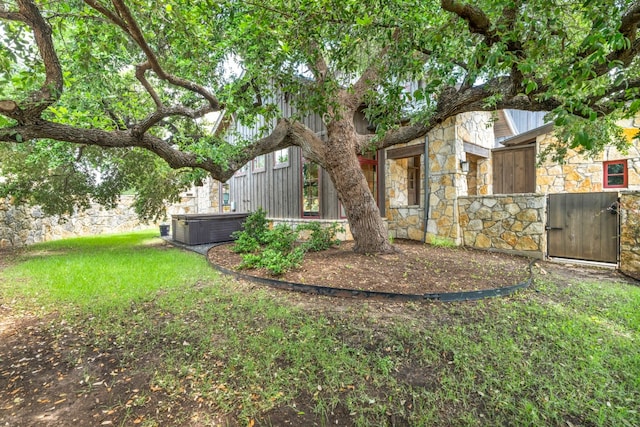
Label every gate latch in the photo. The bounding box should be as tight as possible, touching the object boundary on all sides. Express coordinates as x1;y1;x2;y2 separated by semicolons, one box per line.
606;201;619;215
545;225;562;230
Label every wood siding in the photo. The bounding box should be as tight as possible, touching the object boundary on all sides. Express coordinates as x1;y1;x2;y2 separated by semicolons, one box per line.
225;93;383;220
492;144;536;194
229;147;303;218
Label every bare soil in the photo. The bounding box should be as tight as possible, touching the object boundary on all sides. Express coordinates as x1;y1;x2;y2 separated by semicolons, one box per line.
207;239;533;295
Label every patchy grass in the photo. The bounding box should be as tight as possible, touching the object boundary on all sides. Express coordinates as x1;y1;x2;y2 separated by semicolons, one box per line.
0;232;638;426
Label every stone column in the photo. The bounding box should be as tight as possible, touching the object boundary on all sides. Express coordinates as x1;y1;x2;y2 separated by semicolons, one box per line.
620;192;640;279
426;113;494;244
426;117;464;244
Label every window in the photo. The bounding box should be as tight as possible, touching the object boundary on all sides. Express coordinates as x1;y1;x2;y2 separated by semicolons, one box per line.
603;159;628;188
302;159;320;217
234;163;249;176
252;155;265;172
407;155;421;205
274;148;289;167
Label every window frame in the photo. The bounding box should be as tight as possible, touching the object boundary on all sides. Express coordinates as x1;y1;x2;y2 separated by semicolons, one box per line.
603;159;628;189
301;157;321;218
234;163;249;177
252;155;266;173
273;148;290;168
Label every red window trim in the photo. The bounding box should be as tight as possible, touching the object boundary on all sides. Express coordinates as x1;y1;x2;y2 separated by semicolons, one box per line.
603;159;628;189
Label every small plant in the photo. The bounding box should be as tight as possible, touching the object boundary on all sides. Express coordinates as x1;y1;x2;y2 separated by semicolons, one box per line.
232;212;343;275
298;221;344;252
429;236;456;248
231;207;269;247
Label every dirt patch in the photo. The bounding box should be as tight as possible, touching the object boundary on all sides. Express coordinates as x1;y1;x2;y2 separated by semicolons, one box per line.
207;239;533;295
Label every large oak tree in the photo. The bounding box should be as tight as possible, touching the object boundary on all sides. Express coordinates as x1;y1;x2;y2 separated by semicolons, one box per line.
1;0;639;253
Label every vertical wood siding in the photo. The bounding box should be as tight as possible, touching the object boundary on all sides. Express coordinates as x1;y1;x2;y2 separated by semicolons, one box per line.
492;145;536;194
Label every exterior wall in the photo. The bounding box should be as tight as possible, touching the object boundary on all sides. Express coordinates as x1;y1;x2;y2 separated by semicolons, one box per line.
167;177;222;216
0;196;153;248
477;156;493;195
387;205;424;241
385;111;495;243
536;117;640;193
458;194;546;259
620;192;640;279
269;218;353;241
386;150;425;240
427;112;495;243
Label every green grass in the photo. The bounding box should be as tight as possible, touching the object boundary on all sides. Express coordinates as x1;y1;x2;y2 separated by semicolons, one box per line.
1;231;639;426
0;230;218;313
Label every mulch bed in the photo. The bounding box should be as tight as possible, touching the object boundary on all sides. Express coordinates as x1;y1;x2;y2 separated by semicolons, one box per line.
207;239;533;295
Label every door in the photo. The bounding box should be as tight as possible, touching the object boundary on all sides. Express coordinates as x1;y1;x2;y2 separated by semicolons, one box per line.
547;193;619;263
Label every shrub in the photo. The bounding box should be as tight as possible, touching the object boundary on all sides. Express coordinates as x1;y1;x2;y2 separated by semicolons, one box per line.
231;233;261;254
262;224;298;253
232;211;343;276
298;221;344;252
258;247;305;275
231;207;269;247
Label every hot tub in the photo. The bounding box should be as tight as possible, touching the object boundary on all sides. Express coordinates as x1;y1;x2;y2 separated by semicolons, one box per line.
171;213;249;245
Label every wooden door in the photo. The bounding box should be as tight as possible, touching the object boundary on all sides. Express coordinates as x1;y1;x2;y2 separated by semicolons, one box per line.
547;193;619;263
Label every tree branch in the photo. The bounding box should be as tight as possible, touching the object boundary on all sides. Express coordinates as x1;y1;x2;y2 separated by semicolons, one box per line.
349;28;402;110
135;62;163;108
2;0;64;123
619;0;640;40
134;105;215;137
440;0;492;39
0;118;295;182
85;0;223;111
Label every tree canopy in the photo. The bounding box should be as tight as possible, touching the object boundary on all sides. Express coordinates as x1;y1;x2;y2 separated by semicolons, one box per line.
1;0;639;225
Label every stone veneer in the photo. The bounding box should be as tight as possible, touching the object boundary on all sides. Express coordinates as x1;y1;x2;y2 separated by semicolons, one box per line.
620;192;640;279
0;196;153;248
386;155;426;241
427;113;495;243
536;117;640;193
458;194;546;258
268;218;353;241
385;112;495;243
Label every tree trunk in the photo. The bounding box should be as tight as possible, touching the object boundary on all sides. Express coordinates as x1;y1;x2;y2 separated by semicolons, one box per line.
323;121;395;254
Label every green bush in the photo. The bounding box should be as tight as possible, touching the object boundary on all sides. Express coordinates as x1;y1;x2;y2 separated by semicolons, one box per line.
262;224;298;253
258;247;305;275
233;210;342;276
231;232;261;254
298;221;344;252
231;207;269;247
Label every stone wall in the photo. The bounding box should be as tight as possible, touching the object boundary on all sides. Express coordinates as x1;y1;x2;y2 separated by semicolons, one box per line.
536;118;640;193
268;218;353;241
620;192;640;279
426;112;495;243
458;194;547;258
386;152;426;240
0;196;154;248
167;177;222;216
387;206;424;241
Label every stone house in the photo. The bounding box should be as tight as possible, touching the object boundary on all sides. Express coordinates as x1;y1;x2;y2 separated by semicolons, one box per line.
175;106;639;276
385;110;639;276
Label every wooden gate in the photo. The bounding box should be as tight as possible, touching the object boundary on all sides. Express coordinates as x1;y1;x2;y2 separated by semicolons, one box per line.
547;193;619;263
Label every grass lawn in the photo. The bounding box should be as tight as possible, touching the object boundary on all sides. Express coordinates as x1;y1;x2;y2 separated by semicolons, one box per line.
0;230;639;426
